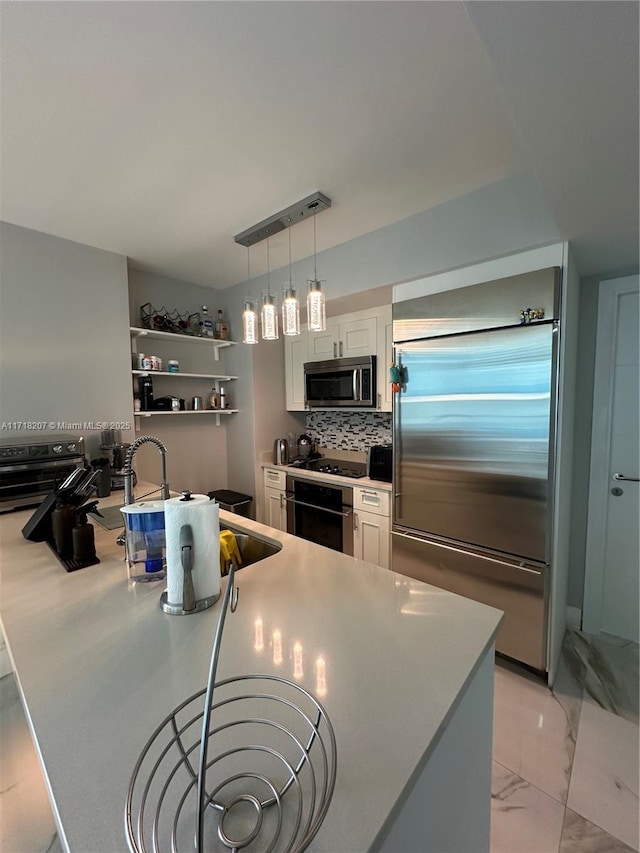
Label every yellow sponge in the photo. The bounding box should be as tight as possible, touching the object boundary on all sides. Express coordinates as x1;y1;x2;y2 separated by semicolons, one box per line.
219;529;242;577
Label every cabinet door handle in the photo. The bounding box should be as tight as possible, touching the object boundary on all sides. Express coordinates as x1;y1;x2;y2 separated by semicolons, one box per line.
354;512;358;531
339;341;343;357
279;493;284;508
333;341;337;358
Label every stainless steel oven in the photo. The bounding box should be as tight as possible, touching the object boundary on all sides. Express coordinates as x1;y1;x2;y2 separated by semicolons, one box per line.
0;435;85;513
285;475;354;555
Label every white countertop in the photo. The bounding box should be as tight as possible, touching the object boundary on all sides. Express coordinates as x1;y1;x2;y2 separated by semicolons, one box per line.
0;484;501;852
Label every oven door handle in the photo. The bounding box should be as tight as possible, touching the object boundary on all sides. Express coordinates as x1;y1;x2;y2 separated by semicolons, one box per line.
0;478;62;492
0;458;83;473
283;495;353;518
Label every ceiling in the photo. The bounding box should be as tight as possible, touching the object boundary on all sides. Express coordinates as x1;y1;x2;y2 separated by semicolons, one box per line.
1;1;637;289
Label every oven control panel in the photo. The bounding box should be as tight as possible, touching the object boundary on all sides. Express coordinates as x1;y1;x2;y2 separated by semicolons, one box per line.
0;436;84;463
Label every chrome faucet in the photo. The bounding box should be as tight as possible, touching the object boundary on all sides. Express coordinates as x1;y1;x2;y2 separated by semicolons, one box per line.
123;435;170;505
116;435;170;547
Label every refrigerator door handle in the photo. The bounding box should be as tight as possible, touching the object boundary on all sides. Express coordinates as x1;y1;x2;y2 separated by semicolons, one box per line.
392;529;544;576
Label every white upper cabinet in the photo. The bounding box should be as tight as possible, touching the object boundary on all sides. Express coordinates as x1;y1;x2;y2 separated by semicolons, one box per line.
307;318;340;361
307;314;377;361
284;331;309;412
377;306;393;411
284;306;392;412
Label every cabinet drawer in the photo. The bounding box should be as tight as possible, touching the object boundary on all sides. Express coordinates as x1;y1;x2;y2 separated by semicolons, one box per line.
353;487;390;517
263;468;287;490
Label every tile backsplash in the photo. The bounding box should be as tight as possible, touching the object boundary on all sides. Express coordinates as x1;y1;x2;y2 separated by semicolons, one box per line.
305;411;392;451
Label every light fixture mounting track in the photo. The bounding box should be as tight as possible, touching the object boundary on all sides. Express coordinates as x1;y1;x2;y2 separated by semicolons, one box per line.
234;191;331;248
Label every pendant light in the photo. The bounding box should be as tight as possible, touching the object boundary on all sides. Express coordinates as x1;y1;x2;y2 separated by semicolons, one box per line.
282;220;301;336
234;192;331;344
307;215;326;332
261;237;279;340
241;247;258;345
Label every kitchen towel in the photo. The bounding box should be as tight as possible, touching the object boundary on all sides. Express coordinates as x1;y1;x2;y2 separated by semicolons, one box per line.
219;529;243;577
165;494;220;607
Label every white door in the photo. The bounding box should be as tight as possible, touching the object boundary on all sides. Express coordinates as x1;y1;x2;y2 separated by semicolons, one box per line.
284;330;308;411
339;315;377;358
307;319;339;361
583;275;639;641
354;510;390;568
265;488;287;531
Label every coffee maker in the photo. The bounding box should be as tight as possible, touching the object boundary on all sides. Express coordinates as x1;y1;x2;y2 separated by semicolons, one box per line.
99;430;134;491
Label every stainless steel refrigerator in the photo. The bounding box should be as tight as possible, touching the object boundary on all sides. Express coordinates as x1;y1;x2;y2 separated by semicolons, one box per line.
391;268;561;672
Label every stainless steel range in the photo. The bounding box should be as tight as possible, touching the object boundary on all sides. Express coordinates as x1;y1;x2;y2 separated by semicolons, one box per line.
0;434;85;513
284;458;367;554
287;457;367;479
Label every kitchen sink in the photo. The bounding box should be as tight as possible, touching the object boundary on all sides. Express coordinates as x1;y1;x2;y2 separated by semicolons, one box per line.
221;524;281;568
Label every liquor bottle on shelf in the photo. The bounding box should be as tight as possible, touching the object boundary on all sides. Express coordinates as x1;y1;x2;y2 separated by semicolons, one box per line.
215;309;230;341
201;306;214;338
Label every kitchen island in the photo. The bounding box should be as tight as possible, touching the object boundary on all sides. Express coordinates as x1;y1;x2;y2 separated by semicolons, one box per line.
0;485;502;852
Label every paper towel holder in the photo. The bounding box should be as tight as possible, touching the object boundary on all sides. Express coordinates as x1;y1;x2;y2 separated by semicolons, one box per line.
160;491;221;615
160;589;220;615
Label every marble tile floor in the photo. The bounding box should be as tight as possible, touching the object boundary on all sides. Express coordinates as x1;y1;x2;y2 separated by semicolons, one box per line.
1;628;638;852
492;628;639;853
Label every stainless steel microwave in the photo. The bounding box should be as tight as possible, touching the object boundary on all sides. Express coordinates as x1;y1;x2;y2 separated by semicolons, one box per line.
304;355;377;408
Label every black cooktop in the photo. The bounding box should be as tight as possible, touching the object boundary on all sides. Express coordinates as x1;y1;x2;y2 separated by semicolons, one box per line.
288;457;367;479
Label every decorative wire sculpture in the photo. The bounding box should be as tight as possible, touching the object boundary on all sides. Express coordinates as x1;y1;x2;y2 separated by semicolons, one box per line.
125;564;337;852
140;303;201;336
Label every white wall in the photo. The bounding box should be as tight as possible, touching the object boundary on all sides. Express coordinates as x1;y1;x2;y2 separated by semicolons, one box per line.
0;222;132;459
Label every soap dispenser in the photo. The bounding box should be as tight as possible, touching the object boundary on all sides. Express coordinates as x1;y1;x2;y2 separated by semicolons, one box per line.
72;500;103;562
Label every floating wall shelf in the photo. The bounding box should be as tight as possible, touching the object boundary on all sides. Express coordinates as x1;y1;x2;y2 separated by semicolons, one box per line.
134;409;238;427
131;370;237;381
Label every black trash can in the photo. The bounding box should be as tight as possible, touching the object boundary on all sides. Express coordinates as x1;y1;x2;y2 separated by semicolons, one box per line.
208;489;253;518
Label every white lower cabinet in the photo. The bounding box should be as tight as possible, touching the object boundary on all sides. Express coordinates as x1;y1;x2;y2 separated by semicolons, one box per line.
354;510;390;568
353;486;391;569
263;468;287;531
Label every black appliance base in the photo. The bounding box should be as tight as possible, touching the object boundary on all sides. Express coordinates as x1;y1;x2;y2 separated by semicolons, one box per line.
45;540;100;573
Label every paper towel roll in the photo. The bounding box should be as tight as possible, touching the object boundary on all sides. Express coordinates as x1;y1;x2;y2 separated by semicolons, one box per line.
165;494;220;607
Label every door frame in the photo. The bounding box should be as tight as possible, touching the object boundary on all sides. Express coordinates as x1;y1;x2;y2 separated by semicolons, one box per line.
582;275;639;635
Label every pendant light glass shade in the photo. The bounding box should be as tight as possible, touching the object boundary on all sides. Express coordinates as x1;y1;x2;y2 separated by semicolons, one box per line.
261;293;279;340
261;237;278;340
241;246;258;344
282;225;300;336
306;214;326;332
307;279;326;332
242;298;258;344
282;287;301;336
